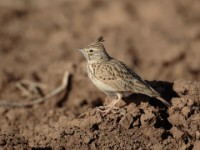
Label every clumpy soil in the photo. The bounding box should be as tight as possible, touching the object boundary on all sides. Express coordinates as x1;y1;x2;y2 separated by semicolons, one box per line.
0;0;200;149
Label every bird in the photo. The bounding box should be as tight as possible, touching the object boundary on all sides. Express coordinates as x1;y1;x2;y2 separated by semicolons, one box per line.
77;36;171;114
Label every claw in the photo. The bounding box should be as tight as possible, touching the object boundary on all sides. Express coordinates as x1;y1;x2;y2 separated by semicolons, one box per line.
97;94;122;115
96;105;120;115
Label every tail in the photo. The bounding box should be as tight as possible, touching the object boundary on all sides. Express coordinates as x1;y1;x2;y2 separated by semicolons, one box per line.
143;84;171;107
155;96;171;107
132;78;171;107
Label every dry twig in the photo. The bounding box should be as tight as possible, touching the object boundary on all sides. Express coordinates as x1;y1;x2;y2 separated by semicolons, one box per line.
0;71;70;108
15;79;46;98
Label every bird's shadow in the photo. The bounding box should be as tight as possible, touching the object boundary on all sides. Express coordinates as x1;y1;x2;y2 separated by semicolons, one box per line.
123;80;179;108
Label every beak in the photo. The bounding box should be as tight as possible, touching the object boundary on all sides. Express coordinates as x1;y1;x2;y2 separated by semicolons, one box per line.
76;49;83;53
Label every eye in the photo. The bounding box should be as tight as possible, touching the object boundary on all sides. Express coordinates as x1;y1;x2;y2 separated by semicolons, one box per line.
89;49;94;53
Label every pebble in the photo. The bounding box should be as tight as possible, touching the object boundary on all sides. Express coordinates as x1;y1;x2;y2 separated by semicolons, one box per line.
119;113;133;129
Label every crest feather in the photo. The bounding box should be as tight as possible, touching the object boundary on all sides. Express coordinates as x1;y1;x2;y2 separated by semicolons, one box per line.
88;35;105;49
96;35;105;42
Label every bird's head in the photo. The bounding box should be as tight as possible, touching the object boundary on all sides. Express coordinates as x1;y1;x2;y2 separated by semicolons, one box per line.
77;36;111;63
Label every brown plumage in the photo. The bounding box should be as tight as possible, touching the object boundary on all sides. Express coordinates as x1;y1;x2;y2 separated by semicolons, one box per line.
78;36;171;113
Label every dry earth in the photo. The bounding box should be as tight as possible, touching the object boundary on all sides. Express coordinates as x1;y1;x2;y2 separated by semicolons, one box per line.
0;0;200;149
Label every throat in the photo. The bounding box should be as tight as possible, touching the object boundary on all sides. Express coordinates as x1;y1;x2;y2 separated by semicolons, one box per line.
88;54;111;63
88;57;110;64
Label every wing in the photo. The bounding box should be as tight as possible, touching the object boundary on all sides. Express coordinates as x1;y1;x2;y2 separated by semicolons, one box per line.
94;59;157;95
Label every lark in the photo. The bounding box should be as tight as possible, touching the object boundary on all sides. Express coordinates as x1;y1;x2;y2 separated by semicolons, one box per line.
78;36;171;114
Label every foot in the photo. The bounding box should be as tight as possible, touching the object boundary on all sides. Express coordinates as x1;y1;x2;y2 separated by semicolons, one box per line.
97;94;122;115
97;105;120;115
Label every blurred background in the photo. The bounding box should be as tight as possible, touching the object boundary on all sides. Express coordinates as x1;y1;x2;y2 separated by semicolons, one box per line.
0;0;200;105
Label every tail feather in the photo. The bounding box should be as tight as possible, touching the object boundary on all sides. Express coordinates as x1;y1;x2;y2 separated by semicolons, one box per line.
155;96;171;107
143;84;171;107
132;78;171;107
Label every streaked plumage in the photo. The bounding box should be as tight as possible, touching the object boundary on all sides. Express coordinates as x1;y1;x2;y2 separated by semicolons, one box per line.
78;36;171;113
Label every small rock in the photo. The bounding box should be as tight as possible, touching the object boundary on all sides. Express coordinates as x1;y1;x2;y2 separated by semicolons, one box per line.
140;111;156;127
115;99;126;108
170;127;184;139
168;113;186;126
140;102;149;108
84;136;92;144
90;142;97;149
187;99;194;107
64;129;74;135
127;104;141;118
57;116;68;128
151;143;163;150
88;109;96;116
127;103;136;111
180;98;188;106
181;106;190;117
119;108;127;115
84;132;94;144
104;96;112;105
131;108;141;118
173;80;190;96
179;144;188;150
119;113;133;129
193;140;200;150
171;98;184;108
195;131;200;140
132;118;140;127
56;146;66;150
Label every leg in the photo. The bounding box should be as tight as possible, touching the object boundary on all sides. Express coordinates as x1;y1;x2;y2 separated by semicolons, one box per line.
98;93;122;115
97;95;116;109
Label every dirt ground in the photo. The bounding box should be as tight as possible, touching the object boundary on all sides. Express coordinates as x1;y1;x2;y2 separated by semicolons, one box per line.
0;0;200;149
